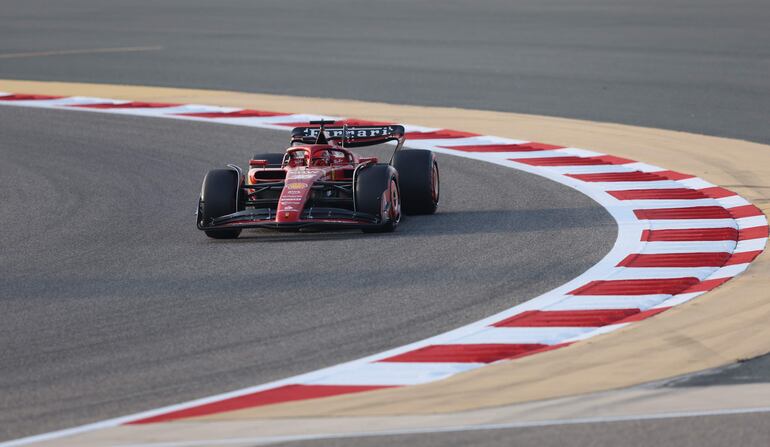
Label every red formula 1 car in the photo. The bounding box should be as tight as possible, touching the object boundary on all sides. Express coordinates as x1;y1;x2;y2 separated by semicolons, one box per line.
196;121;439;238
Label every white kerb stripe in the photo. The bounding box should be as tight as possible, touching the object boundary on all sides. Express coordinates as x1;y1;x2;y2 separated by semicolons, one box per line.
707;263;750;279
544;294;671;311
563;323;630;342
449;327;596;345
653;292;705;308
638;240;737;253
301;362;484;386
734;238;768;253
621;199;720;209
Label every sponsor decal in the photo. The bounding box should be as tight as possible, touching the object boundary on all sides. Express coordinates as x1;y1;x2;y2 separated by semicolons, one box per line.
301;126;396;139
287;182;308;190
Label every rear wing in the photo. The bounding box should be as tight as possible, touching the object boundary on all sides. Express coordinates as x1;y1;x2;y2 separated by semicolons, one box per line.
291;123;406;148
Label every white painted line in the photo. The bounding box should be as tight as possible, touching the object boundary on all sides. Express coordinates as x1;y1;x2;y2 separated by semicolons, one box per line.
0;96;108;107
0;46;163;59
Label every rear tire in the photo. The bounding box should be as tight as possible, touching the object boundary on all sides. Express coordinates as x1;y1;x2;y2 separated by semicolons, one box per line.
392;150;439;215
252;152;285;167
199;169;242;239
355;164;400;233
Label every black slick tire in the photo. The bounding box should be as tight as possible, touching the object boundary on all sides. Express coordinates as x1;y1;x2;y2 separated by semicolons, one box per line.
355;164;400;233
392;149;439;215
199;168;242;239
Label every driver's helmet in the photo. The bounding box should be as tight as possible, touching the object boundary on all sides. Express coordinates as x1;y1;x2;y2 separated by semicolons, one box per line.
311;149;331;167
330;150;347;165
287;149;308;167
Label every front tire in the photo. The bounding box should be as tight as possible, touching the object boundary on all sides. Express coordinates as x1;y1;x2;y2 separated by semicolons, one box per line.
199;169;242;239
392;150;439;215
355;164;400;233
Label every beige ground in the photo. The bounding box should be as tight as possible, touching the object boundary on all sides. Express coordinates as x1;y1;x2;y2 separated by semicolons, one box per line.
35;383;770;446
2;80;769;432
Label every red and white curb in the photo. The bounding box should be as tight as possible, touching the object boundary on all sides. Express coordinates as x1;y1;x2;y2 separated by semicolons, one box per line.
1;93;767;445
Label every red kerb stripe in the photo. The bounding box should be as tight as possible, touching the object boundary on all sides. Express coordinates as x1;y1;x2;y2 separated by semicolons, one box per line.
493;309;640;327
511;142;563;151
641;228;738;242
699;187;737;199
567;171;668;182
178;110;290;118
729;205;764;219
739;226;769;240
724;250;763;265
379;344;547;363
608;188;707;200
0;93;63;100
617;252;730;268
127;384;392;424
72;101;180;109
617;307;669;323
655;170;695;180
570;278;701;295
405;129;481;140
634;206;732;220
512;155;634;166
680;277;731;293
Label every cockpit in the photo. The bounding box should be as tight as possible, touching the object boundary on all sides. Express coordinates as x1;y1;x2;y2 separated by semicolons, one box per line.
285;146;354;168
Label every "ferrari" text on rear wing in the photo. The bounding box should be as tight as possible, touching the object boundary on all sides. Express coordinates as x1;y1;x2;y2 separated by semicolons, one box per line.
291;124;405;148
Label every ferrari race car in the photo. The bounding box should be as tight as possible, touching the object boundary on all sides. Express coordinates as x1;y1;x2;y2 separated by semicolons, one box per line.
196;120;439;238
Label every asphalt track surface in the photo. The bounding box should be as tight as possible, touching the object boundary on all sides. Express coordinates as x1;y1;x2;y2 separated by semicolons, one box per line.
277;413;770;447
0;106;613;440
670;355;770;387
2;0;770;445
2;0;769;145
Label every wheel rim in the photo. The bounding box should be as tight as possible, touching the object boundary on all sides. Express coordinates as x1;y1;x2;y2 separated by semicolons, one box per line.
389;178;401;224
431;162;440;204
